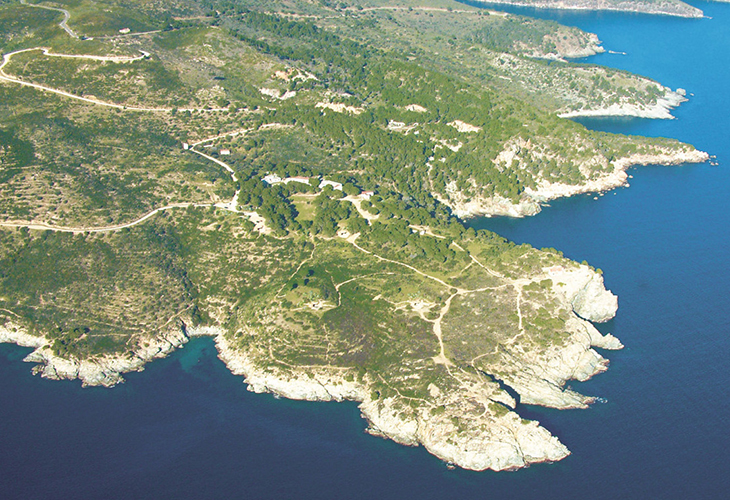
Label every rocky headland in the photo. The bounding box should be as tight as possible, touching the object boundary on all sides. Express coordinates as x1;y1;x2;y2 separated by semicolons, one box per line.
0;0;717;478
0;323;189;387
559;88;689;120
471;0;704;18
205;267;621;471
1;260;623;472
443;147;709;218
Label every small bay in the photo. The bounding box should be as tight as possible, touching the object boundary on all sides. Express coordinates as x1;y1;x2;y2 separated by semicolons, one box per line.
2;2;729;498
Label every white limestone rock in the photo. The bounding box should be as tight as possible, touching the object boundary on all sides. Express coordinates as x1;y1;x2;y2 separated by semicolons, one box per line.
571;273;618;323
2;325;189;387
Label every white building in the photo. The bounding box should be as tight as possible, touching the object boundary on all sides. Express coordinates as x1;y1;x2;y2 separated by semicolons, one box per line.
262;174;283;185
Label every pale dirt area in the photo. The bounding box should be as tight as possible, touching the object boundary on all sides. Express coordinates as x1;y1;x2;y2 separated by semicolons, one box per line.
315;102;364;114
448;120;482;133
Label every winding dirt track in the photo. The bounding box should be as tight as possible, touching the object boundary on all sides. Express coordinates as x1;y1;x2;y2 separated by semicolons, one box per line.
0;47;227;112
20;0;78;38
0;140;242;233
0;3;240;233
1;204;195;234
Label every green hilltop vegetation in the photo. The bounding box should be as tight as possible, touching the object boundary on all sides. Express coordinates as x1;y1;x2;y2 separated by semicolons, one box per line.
0;0;705;470
0;0;694;225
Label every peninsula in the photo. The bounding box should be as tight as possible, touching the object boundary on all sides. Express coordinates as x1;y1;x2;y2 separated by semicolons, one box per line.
0;0;708;471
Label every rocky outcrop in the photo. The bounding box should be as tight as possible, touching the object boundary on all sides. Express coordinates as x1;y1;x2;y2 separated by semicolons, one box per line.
544;264;619;323
0;322;189;387
571;273;618;322
362;395;570;471
611;148;709;171
498;313;620;408
0;323;45;348
494;316;620;409
551;265;622;349
212;331;571;471
435;191;541;219
529;32;605;60
484;264;622;410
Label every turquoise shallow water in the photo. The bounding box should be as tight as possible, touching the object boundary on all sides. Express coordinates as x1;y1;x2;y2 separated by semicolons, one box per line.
2;3;730;498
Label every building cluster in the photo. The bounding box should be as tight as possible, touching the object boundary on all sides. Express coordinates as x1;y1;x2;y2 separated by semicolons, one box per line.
261;175;349;192
260;175;376;199
181;142;375;198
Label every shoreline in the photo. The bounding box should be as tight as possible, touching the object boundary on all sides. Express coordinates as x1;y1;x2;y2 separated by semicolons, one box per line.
445;147;709;219
0;264;623;471
468;0;704;19
0;322;188;387
558;89;688;120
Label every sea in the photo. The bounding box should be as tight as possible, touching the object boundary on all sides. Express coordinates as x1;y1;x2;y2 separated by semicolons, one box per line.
2;2;729;498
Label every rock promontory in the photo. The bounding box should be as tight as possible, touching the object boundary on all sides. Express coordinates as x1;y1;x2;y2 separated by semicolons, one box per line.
442;147;709;218
1;246;623;472
471;0;704;18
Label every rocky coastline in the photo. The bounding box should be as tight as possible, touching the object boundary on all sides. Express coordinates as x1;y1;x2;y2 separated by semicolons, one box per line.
0;263;623;471
0;322;188;387
444;147;709;218
471;0;704;18
209;265;623;471
559;88;688;120
497;266;623;410
212;327;599;470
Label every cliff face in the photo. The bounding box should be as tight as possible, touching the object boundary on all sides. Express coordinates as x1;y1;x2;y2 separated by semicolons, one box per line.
572;273;618;323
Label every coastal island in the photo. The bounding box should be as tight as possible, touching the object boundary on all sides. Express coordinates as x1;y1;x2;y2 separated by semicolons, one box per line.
0;0;708;470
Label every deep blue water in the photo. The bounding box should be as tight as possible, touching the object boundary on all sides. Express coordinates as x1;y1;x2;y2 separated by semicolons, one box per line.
2;2;730;499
